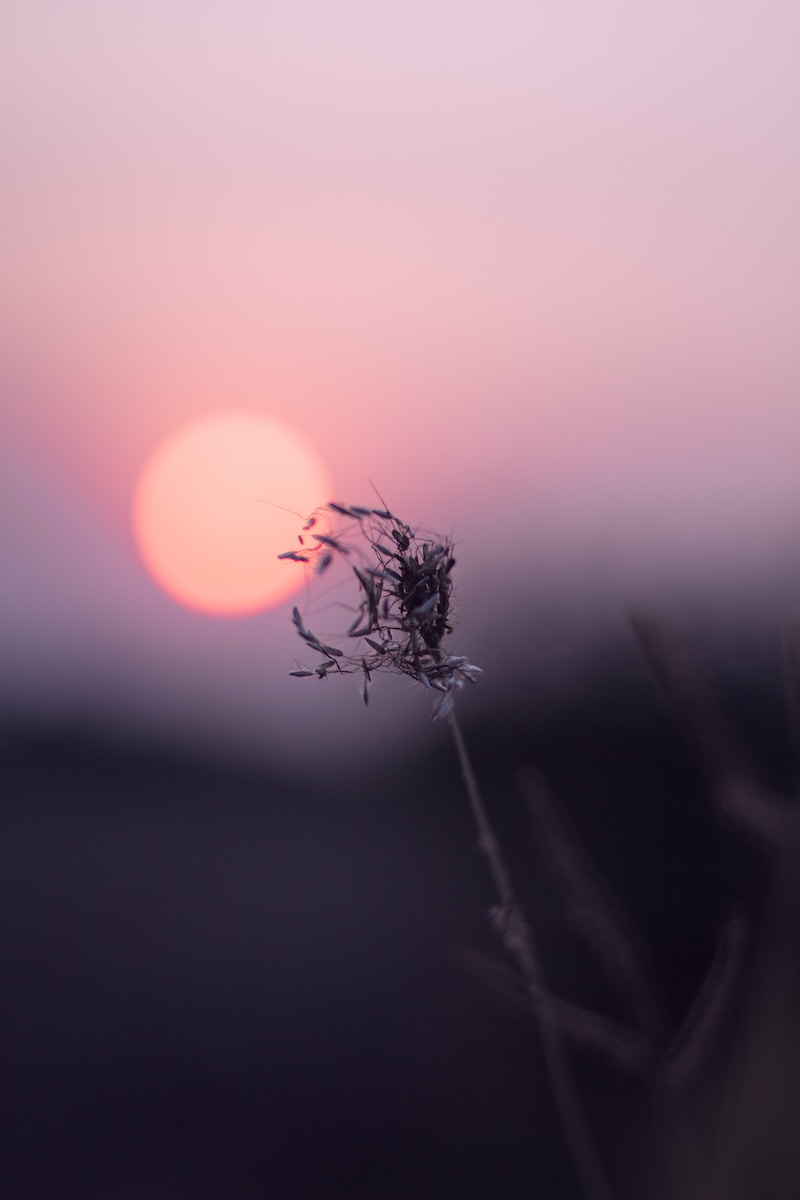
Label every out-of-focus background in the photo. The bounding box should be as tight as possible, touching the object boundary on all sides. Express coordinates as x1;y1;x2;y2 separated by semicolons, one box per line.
3;0;800;762
2;3;800;1197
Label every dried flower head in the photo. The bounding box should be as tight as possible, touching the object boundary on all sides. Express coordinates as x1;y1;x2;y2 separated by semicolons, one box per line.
278;502;481;718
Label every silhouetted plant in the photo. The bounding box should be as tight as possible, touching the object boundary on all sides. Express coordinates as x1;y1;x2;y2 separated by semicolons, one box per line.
279;514;800;1198
279;501;481;717
279;501;615;1200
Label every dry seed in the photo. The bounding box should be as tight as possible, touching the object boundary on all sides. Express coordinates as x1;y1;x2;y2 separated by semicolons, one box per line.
348;623;376;639
292;607;309;635
411;593;439;618
284;500;478;717
313;533;349;554
347;613;373;637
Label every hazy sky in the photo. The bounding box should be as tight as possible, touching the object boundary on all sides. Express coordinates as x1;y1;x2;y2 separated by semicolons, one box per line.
2;1;799;762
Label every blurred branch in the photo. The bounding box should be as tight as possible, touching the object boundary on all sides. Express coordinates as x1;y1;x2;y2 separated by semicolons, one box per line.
517;766;670;1044
448;711;616;1200
660;906;750;1093
453;944;657;1077
629;614;789;848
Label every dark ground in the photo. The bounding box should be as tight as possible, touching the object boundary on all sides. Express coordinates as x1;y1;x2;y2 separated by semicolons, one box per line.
2;628;799;1199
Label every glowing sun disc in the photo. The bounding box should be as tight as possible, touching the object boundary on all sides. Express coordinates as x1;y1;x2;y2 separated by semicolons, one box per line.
132;412;332;615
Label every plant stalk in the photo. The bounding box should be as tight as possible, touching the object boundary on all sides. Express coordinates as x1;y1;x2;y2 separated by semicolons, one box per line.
447;710;615;1200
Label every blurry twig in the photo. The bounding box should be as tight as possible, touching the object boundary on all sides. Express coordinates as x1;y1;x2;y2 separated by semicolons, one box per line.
453;944;657;1076
629;613;789;847
448;710;616;1200
457;762;749;1100
518;766;670;1045
660;905;750;1093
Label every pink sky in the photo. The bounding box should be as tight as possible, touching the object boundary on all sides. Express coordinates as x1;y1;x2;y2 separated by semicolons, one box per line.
2;1;799;763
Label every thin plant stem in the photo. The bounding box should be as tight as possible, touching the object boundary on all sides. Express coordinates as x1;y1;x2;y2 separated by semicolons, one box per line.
447;709;615;1200
279;502;612;1196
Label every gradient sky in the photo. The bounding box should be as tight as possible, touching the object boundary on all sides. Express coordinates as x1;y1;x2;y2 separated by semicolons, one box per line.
2;1;799;764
